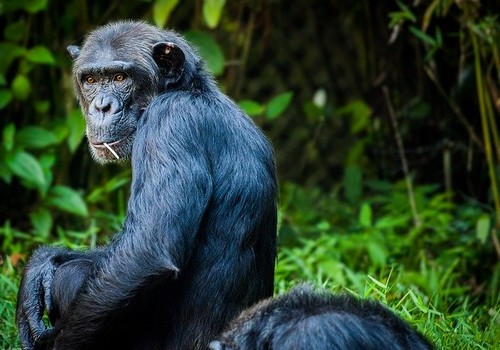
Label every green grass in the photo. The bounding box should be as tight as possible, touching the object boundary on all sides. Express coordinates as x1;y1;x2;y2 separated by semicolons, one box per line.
275;255;499;349
2;255;497;349
0;259;20;350
1;183;498;349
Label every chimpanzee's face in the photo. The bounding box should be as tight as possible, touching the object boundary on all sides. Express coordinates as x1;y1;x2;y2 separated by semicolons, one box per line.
68;37;185;163
75;60;147;163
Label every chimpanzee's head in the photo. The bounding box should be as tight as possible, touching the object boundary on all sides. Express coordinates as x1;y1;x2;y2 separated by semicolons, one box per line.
68;21;198;163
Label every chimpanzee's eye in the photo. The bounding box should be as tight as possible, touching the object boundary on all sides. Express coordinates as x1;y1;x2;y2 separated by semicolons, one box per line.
85;75;97;84
114;73;127;82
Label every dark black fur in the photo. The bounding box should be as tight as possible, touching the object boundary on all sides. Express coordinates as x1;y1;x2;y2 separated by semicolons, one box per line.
16;21;277;350
210;285;434;350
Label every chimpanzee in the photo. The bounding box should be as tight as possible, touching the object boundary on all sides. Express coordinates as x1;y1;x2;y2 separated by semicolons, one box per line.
16;21;278;350
210;284;434;350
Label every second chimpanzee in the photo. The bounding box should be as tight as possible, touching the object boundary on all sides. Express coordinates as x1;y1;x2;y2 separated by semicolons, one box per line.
210;284;434;350
16;21;277;350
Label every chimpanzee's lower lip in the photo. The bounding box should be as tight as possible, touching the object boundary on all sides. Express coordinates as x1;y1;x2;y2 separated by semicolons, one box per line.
91;138;124;148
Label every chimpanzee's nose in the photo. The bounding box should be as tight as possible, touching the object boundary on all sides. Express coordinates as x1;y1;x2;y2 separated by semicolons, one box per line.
95;96;112;113
91;93;121;116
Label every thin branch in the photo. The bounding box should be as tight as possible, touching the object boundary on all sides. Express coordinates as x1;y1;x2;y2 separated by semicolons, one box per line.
470;29;500;228
383;86;421;228
492;229;500;260
486;75;500;161
424;66;484;151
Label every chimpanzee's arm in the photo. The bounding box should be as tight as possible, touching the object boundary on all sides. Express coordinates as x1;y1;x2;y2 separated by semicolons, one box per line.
50;94;213;349
16;247;103;350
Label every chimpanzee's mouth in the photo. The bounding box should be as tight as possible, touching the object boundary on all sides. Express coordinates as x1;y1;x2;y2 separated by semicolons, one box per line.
91;138;126;160
91;138;124;149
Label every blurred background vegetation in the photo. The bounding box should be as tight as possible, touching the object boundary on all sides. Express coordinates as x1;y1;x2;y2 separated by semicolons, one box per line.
0;0;499;348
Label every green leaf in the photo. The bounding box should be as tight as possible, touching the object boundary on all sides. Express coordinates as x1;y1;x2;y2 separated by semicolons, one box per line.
337;100;371;134
39;153;56;195
39;153;56;169
184;30;225;76
16;126;59;149
0;161;12;183
0;89;13;109
30;208;52;237
303;101;323;120
35;100;50;114
66;109;86;153
266;92;293;120
87;172;130;203
346;141;365;165
359;202;372;227
409;26;436;46
47;185;88;217
375;215;408;229
367;241;388;266
203;0;226;29
11;75;31;100
3;123;16;152
27;46;56;65
5;151;46;191
153;0;180;27
476;215;490;244
4;22;28;42
23;0;48;13
343;165;362;203
239;99;264;116
389;1;416;27
366;275;387;289
316;220;331;231
0;43;26;75
435;27;443;46
51;118;70;143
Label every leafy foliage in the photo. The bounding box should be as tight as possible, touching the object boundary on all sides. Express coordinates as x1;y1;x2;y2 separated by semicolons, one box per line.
202;0;226;29
184;30;225;76
0;0;499;349
153;0;180;27
276;182;499;349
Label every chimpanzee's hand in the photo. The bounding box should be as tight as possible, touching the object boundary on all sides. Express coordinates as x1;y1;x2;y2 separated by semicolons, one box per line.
16;248;62;350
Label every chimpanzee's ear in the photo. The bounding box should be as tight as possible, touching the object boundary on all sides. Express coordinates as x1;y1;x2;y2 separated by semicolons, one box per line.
67;45;80;59
152;42;185;86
